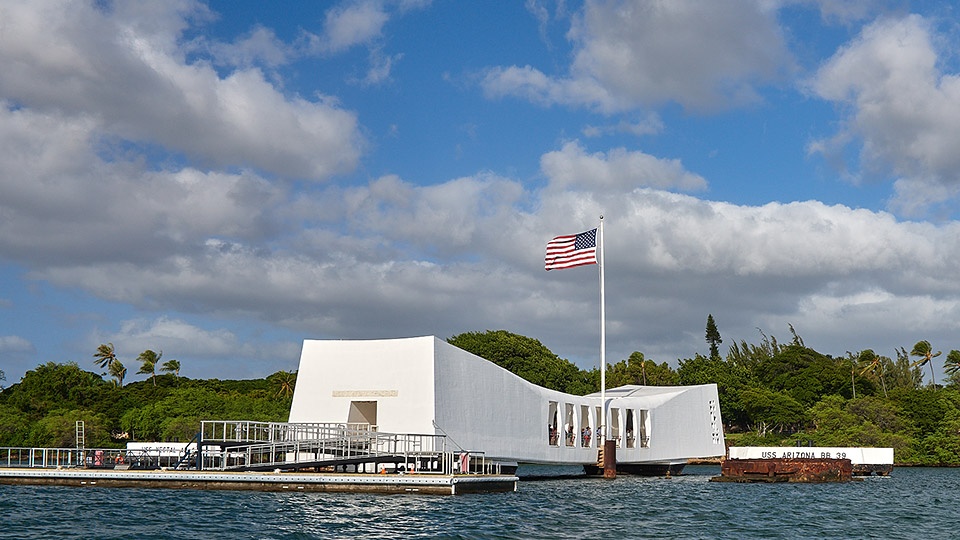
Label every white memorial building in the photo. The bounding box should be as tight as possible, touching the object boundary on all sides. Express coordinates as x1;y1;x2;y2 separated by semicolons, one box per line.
289;336;725;474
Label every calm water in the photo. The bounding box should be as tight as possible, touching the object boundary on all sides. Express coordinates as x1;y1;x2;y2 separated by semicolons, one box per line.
3;466;956;539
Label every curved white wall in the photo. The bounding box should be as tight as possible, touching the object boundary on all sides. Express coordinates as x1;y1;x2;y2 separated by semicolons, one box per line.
289;336;725;465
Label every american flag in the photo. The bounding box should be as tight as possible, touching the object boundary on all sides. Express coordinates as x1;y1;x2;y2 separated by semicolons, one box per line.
545;228;598;270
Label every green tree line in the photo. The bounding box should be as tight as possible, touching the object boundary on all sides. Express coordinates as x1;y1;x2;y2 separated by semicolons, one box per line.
0;352;297;448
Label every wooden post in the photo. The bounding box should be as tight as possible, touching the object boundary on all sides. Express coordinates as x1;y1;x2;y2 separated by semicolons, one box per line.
603;439;617;479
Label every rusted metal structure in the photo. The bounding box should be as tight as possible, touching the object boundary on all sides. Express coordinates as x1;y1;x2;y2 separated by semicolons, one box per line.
710;457;854;483
853;462;893;476
726;446;892;477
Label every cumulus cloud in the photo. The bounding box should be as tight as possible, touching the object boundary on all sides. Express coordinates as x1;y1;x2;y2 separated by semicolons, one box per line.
0;105;285;265
0;336;34;354
203;26;293;68
803;0;883;23
540;141;708;193
353;47;403;86
809;15;960;214
318;1;390;53
93;316;301;378
582;113;664;138
481;64;617;111
342;173;528;251
17;131;960;370
0;0;363;181
109;317;238;356
482;0;792;112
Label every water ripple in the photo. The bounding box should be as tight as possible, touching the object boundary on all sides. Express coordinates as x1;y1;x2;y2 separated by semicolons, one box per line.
4;466;959;539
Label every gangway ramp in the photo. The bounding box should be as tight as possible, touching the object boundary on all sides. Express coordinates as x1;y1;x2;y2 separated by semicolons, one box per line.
199;421;460;474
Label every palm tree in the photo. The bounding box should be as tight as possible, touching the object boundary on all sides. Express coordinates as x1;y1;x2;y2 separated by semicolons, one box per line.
846;353;857;399
160;359;181;379
857;349;887;398
137;349;162;386
108;360;127;387
943;350;960;386
910;340;941;388
272;370;297;399
93;343;117;371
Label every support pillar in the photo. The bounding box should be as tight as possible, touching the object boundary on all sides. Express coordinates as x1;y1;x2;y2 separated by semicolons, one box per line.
603;439;617;479
196;431;203;471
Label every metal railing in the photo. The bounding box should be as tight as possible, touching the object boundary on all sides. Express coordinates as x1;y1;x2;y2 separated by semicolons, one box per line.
0;447;187;470
199;420;500;475
0;447;83;468
202;423;446;471
201;421;377;445
0;420;505;476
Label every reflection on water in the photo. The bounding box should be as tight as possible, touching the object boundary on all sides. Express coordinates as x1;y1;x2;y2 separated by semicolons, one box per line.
4;466;959;539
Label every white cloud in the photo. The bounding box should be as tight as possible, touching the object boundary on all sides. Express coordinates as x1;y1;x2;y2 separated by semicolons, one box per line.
582;113;664;138
19;135;960;371
481;64;616;111
342;173;528;251
0;0;363;181
0;336;34;354
204;26;293;68
94;316;301;379
540;141;708;193
801;0;882;23
810;15;960;214
482;0;792;112
319;1;390;53
0;105;285;263
353;47;403;86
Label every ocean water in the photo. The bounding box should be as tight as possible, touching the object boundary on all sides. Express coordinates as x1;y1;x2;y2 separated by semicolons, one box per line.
3;465;957;539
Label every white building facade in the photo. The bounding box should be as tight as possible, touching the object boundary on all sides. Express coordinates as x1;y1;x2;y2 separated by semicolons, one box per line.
289;336;725;471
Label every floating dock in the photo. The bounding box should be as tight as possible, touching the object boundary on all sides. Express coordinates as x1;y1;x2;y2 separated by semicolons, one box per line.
0;468;518;495
0;421;520;496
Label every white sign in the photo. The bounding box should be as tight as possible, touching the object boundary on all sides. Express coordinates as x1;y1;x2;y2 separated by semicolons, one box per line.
727;446;893;465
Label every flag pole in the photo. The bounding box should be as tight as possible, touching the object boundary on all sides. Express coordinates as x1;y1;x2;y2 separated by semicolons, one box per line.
598;215;606;440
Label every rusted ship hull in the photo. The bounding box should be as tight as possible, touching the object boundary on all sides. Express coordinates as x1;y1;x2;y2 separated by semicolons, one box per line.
710;457;853;483
853;463;893;476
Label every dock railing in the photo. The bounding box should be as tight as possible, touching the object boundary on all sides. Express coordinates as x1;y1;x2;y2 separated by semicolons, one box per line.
0;420;503;476
199;420;499;475
0;446;185;470
201;421;376;445
0;447;83;468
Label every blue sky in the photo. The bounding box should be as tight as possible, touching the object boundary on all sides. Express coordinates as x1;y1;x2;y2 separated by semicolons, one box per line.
3;0;960;387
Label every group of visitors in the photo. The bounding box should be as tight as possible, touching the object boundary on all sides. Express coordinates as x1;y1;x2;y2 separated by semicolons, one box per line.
549;423;605;447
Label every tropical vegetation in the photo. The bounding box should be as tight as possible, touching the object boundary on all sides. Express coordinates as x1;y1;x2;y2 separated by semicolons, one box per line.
0;355;295;448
